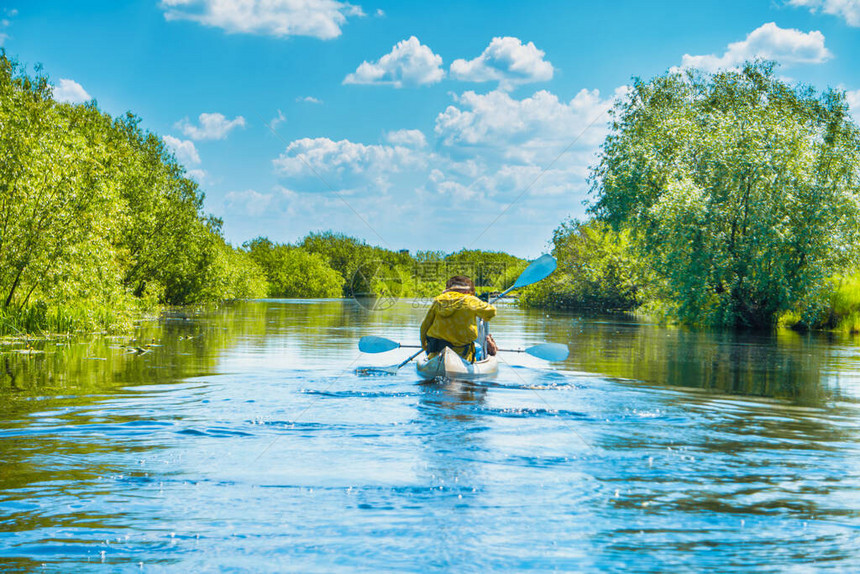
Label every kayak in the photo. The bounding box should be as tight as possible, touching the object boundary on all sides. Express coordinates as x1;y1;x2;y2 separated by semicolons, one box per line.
416;346;499;381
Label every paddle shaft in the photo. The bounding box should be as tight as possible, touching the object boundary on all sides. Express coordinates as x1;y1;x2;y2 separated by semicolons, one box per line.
489;254;556;304
489;284;516;305
396;349;423;369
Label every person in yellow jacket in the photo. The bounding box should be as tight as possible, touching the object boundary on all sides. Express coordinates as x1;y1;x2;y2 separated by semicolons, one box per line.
420;276;497;362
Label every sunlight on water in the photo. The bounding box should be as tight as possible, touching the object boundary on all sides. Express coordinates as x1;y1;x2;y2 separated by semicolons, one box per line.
2;300;860;572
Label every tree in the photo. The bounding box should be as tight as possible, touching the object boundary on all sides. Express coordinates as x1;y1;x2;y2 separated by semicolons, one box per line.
443;249;526;289
589;61;860;328
243;238;343;298
0;57;125;314
299;231;413;296
0;53;271;333
520;220;646;311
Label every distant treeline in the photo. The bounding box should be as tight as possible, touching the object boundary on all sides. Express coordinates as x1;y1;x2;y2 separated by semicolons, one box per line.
244;232;527;300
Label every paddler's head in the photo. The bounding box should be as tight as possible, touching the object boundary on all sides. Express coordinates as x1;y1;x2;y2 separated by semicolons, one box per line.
445;276;475;295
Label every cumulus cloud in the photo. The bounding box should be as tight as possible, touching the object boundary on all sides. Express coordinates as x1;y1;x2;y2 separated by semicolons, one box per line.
274;86;619;199
159;0;364;40
176;112;246;140
225;189;276;216
274;136;428;185
53;79;92;104
787;0;860;26
163;135;201;165
343;36;444;87
450;37;554;90
296;96;323;104
678;22;832;72
384;129;427;148
269;86;626;253
426;87;619;204
435;88;616;160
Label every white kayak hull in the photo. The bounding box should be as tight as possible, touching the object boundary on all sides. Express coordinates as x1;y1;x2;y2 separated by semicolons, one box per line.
416;346;499;381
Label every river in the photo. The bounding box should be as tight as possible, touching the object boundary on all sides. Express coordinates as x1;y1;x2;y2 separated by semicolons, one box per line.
2;299;860;572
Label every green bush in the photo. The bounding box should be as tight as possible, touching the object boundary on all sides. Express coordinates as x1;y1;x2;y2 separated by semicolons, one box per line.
520;220;647;311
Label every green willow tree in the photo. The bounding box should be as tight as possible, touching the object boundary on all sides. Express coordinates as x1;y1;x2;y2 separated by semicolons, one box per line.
243;237;343;298
0;54;266;333
520;220;646;311
0;61;126;318
590;61;860;328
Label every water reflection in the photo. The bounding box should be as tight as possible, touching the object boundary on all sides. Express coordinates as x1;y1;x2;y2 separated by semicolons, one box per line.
519;310;858;405
1;300;860;571
414;379;489;490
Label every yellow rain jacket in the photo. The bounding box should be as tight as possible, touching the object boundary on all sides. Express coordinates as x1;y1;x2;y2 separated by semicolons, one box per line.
420;291;496;355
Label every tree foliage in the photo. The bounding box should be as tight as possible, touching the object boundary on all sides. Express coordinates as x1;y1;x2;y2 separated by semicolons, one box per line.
244;237;343;298
246;233;527;299
0;54;266;333
0;54;537;334
589;61;860;328
520;220;647;311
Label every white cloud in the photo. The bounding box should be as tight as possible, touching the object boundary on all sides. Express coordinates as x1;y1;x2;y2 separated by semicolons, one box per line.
268;86;626;254
163;135;201;165
159;0;364;40
274;136;428;184
186;168;208;183
270;109;286;130
450;37;554;90
435;88;615;161
384;129;427;148
296;96;323;104
343;36;444;87
678;22;832;72
427;88;615;203
53;79;92;104
225;189;275;216
176;112;246;140
0;8;14;46
788;0;860;26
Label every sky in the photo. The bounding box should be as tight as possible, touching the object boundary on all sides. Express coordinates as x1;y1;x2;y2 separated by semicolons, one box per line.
3;0;860;257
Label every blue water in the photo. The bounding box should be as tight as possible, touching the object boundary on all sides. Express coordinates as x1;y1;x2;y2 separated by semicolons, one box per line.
2;300;860;572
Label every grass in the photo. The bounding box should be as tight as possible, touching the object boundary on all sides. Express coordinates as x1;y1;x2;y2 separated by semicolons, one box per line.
828;274;860;333
777;273;860;334
0;301;138;336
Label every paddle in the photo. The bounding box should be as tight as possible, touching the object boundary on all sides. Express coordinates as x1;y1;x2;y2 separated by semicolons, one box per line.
490;253;556;304
359;336;569;361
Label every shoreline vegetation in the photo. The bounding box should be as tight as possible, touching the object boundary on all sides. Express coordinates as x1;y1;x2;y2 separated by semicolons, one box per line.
526;61;860;334
3;54;860;337
0;52;527;336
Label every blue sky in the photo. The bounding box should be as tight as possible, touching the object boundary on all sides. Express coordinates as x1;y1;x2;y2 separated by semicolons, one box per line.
3;0;860;256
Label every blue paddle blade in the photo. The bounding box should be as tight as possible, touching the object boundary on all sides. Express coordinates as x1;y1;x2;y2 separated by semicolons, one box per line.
358;336;400;353
512;254;557;290
524;343;569;362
